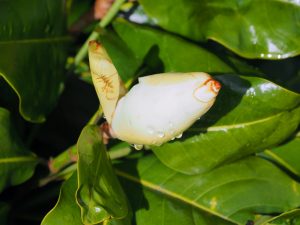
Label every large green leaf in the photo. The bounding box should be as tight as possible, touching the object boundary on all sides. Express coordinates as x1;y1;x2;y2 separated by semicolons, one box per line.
152;75;300;175
111;20;237;75
116;154;300;225
0;107;38;192
41;172;83;225
255;209;300;225
100;28;143;83
262;137;300;176
0;0;68;122
76;125;129;224
138;0;300;59
42;171;131;225
119;175;234;225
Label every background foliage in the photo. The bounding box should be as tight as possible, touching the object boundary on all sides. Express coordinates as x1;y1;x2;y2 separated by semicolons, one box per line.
0;0;299;224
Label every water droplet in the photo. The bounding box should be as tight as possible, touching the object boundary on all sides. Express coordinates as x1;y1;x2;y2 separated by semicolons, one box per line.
94;207;101;213
176;133;183;139
133;144;143;150
147;127;154;135
157;131;165;138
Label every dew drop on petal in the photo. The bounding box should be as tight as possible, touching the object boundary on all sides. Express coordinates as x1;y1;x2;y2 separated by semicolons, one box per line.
157;131;165;138
134;144;143;150
147;127;154;135
176;133;183;139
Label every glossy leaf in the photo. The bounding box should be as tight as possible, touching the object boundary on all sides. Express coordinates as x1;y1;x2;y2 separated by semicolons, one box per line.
41;173;83;225
100;28;143;83
116;154;300;225
76;125;129;224
119;175;234;225
152;75;300;174
0;107;38;192
111;20;236;74
256;209;300;225
262;137;300;176
42;171;131;225
0;0;68;122
139;0;300;59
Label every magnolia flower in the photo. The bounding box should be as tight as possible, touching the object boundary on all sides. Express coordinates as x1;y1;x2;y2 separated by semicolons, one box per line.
88;41;221;149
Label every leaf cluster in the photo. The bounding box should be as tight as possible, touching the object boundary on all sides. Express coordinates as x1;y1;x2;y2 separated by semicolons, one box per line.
0;0;299;225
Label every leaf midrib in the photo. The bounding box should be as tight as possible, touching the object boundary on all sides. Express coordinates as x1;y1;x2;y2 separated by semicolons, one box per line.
188;112;284;132
115;169;240;225
0;156;37;163
0;36;70;45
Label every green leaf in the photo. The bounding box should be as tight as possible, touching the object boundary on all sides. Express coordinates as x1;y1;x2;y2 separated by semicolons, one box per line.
0;202;10;225
0;107;38;192
119;175;234;225
41;172;83;225
262;137;300;176
0;0;68;122
100;28;143;83
76;125;129;224
152;75;300;174
111;20;236;74
67;0;93;28
256;57;300;93
42;171;131;225
116;154;300;225
139;0;300;59
257;209;300;225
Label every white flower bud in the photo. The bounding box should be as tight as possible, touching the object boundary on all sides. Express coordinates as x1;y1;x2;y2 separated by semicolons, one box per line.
88;41;221;148
111;73;221;146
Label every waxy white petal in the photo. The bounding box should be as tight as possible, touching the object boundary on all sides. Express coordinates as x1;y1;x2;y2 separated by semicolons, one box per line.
111;72;220;146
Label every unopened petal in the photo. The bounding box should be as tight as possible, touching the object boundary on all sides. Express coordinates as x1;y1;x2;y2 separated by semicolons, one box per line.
111;72;220;146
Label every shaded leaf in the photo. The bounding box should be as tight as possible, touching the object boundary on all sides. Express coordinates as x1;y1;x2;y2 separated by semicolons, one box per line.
139;0;300;59
116;154;300;225
152;75;300;174
257;209;300;225
119;175;234;225
42;171;131;225
254;57;300;93
0;202;9;225
0;0;68;122
262;137;300;176
67;0;93;28
100;28;143;83
0;107;38;192
41;172;83;225
76;125;129;224
111;20;236;75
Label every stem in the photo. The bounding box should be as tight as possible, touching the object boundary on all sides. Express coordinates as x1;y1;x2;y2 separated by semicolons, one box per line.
48;141;131;173
88;107;103;125
74;0;126;65
42;144;131;186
